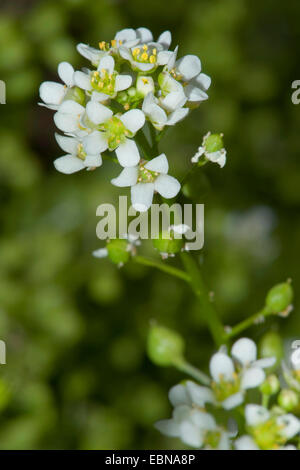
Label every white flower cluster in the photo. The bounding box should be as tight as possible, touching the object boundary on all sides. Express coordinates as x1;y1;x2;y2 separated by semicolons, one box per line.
39;27;211;212
156;337;300;450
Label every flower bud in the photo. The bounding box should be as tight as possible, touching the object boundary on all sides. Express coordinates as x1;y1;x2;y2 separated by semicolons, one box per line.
278;389;299;412
64;86;85;105
147;325;185;367
260;375;280;396
107;239;130;265
265;281;293;313
136;76;155;97
259;331;283;365
204;133;224;154
152;230;184;255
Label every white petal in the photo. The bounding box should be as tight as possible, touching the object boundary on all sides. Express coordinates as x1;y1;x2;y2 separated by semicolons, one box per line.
253;357;276;369
115;74;132;92
168;384;189;407
277;414;300;439
55;133;78;155
76;43;103;63
186;382;215;407
206;150;227;168
58;62;74;87
245;404;270;427
84;154;102;167
98;55;115;75
58;99;84;115
116;138;140;167
119;46;133;61
54;112;79;133
231;338;257;367
167;46;178;70
54;155;85;174
119;109;145;134
155;419;180;438
185;84;208;102
136;27;153;43
154;174;180;199
86;101;113;124
83;131;108;154
111;167;138;187
134;62;155;72
161;91;187;112
158;31;172;49
167;108;189;126
194;73;211;91
74;71;92;91
241;367;265;390
157;50;174;66
39;82;66;105
176;55;201;81
143;101;167;128
209;352;235;383
222;392;244;410
131;183;154;212
145;153;168;174
92;248;108;258
235;435;259;450
179;421;203;448
115;28;137;43
91;91;110;102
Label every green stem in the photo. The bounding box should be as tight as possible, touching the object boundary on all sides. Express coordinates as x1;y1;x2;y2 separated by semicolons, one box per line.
133;255;190;283
180;252;225;346
174;358;211;386
225;307;272;339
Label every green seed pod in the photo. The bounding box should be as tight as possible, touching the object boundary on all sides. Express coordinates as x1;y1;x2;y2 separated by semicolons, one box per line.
260;375;280;396
152;230;184;255
147;325;185;367
278;389;299;412
265;282;293;313
204;133;224;154
259;331;283;366
107;239;130;265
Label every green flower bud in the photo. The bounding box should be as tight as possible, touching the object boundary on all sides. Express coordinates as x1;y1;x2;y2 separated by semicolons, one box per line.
204;133;224;154
259;331;283;365
127;87;138;98
107;239;130;265
64;86;85;105
260;375;280;396
265;282;293;313
147;325;185;367
278;389;299;412
152;230;184;255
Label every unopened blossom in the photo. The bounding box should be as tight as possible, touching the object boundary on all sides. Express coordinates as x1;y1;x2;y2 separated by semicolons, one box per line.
74;55;132;102
85;101;145;166
93;234;140;266
192;132;227;168
54;132;103;174
39;62;77;110
142;93;188;130
111;153;180;212
235;404;300;450
155;381;232;449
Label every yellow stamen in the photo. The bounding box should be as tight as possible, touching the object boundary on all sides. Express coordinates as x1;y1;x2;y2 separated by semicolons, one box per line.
149;55;156;63
141;52;148;61
142;45;148;51
153;48;157;55
111;39;116;47
99;41;106;50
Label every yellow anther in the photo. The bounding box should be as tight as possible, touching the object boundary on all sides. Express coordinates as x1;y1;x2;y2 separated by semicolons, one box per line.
124;103;130;110
141;52;148;61
101;68;106;75
153;48;157;55
132;48;140;57
111;39;117;47
149;55;156;64
119;40;123;45
99;41;106;50
99;82;104;88
142;44;148;51
142;78;149;84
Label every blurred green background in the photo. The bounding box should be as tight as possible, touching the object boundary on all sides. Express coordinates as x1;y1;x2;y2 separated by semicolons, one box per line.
0;0;299;449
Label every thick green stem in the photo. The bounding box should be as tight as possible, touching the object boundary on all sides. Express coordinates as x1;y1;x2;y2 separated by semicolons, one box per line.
133;255;190;283
180;252;225;346
225;306;272;339
174;358;211;386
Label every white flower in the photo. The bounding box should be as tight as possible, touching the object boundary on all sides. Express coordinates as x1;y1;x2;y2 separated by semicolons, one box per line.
53;100;86;134
235;404;300;450
74;55;132;102
142;93;188;131
53;132;104;174
192;132;227;168
111;153;181;212
208;337;276;410
85;101;145;167
119;29;173;73
155;381;231;449
39;62;75;110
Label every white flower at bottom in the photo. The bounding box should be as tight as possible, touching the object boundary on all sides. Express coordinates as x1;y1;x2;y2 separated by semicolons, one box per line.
111;153;180;212
235;404;300;450
54;132;104;174
39;62;75;110
155;381;232;449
